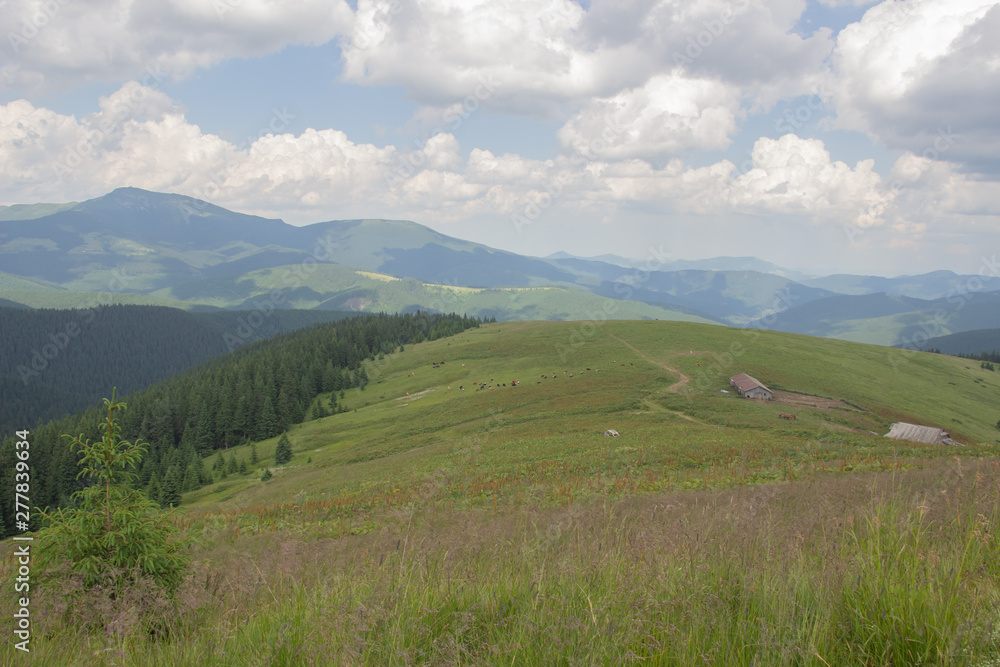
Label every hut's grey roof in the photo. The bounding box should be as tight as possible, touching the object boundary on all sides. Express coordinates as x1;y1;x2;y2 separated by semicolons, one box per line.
730;373;769;393
885;422;952;444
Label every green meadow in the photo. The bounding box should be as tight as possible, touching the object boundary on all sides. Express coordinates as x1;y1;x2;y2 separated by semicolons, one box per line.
4;320;1000;665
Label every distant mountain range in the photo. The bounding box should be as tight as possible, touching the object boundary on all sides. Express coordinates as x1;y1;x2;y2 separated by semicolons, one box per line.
547;252;810;280
2;187;998;345
748;291;1000;346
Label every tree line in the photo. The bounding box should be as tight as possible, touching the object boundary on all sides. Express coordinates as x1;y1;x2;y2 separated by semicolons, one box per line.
0;310;480;537
956;350;1000;365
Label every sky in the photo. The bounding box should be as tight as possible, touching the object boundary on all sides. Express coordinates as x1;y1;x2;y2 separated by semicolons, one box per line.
1;0;999;277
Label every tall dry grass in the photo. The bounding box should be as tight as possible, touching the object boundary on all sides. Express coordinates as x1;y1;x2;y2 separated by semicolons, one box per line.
3;458;999;665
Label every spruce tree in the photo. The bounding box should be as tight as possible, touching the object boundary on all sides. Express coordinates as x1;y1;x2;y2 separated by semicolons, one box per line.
146;475;161;504
250;441;259;465
256;395;279;440
199;457;213;485
182;462;200;492
37;390;190;595
160;466;182;508
274;432;292;465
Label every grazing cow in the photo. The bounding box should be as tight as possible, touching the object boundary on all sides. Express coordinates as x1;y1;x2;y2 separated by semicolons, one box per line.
604;429;620;437
779;414;797;420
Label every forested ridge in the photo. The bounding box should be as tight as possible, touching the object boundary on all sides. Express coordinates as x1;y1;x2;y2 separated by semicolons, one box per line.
0;310;480;537
0;305;359;435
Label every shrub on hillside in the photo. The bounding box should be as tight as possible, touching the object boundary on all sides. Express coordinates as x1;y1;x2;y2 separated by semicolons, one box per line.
34;391;191;634
274;432;292;465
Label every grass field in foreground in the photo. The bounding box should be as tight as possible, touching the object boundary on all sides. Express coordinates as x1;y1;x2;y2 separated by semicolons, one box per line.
3;320;1000;664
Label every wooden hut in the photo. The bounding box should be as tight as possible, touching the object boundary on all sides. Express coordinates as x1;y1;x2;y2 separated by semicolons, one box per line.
885;422;958;446
729;373;773;400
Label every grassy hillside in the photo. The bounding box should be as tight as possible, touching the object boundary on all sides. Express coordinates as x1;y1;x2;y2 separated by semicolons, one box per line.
0;201;76;220
5;320;1000;664
186;320;1000;515
149;263;717;323
0;271;67;292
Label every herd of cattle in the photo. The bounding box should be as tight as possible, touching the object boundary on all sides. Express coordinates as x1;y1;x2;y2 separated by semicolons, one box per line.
420;359;620;393
418;360;798;422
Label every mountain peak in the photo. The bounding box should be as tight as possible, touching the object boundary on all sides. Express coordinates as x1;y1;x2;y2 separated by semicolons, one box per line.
98;187;214;215
102;186;163;211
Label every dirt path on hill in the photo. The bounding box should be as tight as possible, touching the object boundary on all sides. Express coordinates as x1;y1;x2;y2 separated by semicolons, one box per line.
604;331;707;424
638;397;701;423
604;330;860;420
604;331;693;394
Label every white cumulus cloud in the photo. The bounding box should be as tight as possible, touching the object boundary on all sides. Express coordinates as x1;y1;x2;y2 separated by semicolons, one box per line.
1;0;353;92
558;72;741;159
728;134;895;228
832;0;1000;173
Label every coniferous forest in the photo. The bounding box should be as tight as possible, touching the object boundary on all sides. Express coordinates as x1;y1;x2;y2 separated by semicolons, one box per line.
0;310;480;537
0;305;360;435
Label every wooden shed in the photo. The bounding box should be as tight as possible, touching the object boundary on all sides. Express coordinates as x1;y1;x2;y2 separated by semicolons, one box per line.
729;373;773;400
885;422;958;446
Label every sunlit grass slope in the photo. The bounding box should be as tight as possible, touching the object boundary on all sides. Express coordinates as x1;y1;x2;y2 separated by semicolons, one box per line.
185;319;1000;516
6;320;1000;665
